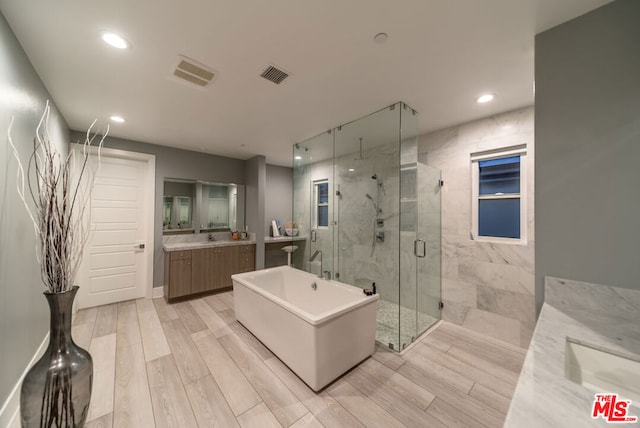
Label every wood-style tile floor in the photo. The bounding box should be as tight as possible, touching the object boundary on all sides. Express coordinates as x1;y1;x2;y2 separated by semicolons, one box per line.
74;291;526;428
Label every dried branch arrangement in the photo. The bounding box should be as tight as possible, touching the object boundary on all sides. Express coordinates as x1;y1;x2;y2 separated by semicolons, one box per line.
7;101;108;293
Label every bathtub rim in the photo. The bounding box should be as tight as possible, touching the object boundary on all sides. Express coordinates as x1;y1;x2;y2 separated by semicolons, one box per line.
232;266;379;327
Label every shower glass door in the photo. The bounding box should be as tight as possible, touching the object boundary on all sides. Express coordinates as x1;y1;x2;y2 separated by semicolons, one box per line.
399;103;442;348
398;103;419;350
416;162;442;336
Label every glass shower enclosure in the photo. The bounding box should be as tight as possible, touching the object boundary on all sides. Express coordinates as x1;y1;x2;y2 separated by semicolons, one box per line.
292;103;441;351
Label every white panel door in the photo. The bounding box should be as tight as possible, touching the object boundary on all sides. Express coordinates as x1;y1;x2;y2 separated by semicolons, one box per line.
77;148;155;308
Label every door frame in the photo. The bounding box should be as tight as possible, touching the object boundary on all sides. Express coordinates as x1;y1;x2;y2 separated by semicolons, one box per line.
76;145;156;305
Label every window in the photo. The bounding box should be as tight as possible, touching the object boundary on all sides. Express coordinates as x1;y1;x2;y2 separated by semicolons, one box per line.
471;145;527;242
313;180;329;228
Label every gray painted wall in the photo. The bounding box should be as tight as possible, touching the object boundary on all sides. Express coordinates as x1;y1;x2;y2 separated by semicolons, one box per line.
245;156;266;269
535;0;640;312
69;132;246;288
265;164;293;266
265;164;293;233
0;12;70;413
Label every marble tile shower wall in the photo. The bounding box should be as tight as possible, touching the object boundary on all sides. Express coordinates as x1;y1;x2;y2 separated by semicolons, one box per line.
334;142;401;303
418;106;535;348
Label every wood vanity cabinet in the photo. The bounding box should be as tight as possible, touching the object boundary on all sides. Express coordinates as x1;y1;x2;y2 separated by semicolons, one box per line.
167;250;192;299
191;246;239;292
165;244;255;302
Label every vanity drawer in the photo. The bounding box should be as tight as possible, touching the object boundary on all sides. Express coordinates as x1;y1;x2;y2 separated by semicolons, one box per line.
239;245;255;254
239;244;255;271
170;250;192;260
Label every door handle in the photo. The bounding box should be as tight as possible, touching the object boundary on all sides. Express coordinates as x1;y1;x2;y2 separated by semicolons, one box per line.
414;239;426;258
134;243;145;251
311;230;317;243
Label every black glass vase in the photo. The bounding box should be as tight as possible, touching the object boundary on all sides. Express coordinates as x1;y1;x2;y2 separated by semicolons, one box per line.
20;286;93;428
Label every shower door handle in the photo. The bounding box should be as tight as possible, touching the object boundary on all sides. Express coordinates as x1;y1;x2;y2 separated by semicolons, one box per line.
311;230;317;242
414;239;426;258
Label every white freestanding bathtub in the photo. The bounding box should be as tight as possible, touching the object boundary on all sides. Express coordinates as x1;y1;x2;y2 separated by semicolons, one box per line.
232;266;379;391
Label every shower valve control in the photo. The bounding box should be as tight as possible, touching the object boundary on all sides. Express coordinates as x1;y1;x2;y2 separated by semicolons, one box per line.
377;219;384;228
376;232;385;242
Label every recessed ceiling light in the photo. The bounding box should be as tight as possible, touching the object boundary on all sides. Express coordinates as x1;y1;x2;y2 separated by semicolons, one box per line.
294;155;302;160
374;33;388;44
348;168;355;172
110;115;125;123
476;93;495;104
101;32;130;49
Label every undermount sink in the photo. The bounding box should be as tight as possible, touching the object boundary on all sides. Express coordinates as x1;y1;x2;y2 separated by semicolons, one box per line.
565;338;640;404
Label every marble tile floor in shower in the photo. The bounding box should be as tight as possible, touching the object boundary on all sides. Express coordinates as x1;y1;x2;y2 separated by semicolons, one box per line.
376;298;439;351
57;290;526;428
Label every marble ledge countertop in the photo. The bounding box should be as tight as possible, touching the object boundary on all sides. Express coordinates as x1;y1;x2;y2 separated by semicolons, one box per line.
265;235;307;243
164;235;306;251
163;239;256;251
505;277;640;427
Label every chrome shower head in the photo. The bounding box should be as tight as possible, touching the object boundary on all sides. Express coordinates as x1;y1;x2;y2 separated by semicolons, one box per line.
371;174;377;180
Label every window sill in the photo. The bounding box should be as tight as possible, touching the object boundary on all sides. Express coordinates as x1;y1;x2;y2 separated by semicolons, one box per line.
471;236;528;246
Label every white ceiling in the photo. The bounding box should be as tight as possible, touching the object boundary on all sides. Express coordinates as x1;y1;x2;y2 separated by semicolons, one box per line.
1;0;612;166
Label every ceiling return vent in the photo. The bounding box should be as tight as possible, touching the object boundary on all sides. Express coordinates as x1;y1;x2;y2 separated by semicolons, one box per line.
260;65;289;84
173;55;215;87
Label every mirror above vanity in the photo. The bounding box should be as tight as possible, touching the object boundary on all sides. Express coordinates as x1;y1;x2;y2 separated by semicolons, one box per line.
163;178;246;235
163;179;196;232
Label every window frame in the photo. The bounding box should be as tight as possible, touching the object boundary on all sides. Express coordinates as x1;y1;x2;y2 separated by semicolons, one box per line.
313;179;329;229
471;145;527;244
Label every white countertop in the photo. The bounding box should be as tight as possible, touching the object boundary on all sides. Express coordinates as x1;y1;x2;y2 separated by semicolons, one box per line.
505;277;640;427
163;239;256;251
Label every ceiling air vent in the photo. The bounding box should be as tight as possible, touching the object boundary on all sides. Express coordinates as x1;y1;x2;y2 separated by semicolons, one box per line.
260;65;289;84
173;55;215;87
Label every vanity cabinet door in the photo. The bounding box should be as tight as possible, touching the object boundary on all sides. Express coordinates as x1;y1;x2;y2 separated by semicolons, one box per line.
210;248;226;290
217;246;239;289
191;248;215;294
168;251;192;299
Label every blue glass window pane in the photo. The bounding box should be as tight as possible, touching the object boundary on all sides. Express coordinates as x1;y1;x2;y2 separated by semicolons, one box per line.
479;198;520;238
318;206;328;227
479;156;520;195
318;182;329;204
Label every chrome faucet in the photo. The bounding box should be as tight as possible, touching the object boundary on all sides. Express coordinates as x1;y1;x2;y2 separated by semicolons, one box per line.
208;233;215;242
309;250;323;278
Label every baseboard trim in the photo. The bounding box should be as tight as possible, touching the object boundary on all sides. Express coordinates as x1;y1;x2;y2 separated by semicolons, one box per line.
152;286;164;299
0;332;49;428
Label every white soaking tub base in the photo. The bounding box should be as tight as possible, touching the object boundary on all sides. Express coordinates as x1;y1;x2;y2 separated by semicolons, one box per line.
232;266;379;391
